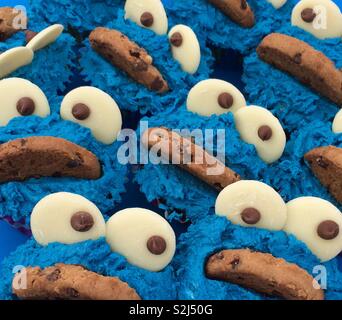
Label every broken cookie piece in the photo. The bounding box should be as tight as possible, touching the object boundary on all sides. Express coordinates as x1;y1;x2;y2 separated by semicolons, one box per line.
89;27;169;93
305;146;342;204
257;33;342;106
208;0;255;28
0;7;27;41
142;127;240;191
206;249;324;300
13;264;141;300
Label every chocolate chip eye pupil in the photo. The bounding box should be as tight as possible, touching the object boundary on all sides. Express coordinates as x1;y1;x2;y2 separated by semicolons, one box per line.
147;235;167;255
70;211;94;232
72;103;91;121
218;92;234;109
258;125;273;141
140;12;154;27
301;8;316;23
317;220;339;240
16;97;35;116
241;208;261;225
170;32;183;47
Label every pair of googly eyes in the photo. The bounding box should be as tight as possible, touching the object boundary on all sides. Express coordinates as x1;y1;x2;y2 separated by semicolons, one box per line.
0;24;64;79
30;192;176;272
216;180;342;262
124;0;201;74
0;78;122;145
187;79;286;163
291;0;342;39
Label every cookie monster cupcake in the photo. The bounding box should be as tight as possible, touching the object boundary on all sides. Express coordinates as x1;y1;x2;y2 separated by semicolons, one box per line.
0;6;77;99
0;194;177;299
243;0;342;134
176;181;342;299
79;6;214;115
0;78;127;230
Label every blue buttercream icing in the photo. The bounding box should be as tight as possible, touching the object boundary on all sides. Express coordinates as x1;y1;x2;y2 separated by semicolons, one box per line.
175;215;342;300
0;238;177;300
79;10;214;115
0;114;127;227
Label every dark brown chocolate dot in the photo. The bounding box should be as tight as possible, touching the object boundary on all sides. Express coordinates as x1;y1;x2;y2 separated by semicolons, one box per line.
67;160;80;168
241;0;248;10
317;220;339;240
46;269;61;282
65;287;80;298
147;236;167;255
258;125;273;141
70;212;94;232
294;53;302;64
140;12;154;27
151;77;164;91
241;208;261;225
301;8;316;23
231;257;240;270
16;97;35;116
170;32;183;47
218;92;234;109
25;30;38;44
72;103;90;121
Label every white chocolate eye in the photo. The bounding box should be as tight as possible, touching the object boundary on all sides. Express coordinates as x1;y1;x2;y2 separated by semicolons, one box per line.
31;192;106;246
26;24;64;52
106;208;176;272
234;106;286;164
332;109;342;133
291;0;342;39
0;47;33;79
0;78;50;126
215;180;288;230
60;86;122;145
284;197;342;262
186;79;246;117
267;0;287;9
124;0;168;35
168;25;201;74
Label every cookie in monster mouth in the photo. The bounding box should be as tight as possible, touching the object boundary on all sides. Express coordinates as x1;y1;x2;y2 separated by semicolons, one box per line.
176;180;342;300
0;193;177;300
0;78;127;230
79;2;214;115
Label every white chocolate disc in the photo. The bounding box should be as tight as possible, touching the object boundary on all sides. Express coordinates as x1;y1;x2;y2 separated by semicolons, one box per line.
267;0;287;9
0;47;34;79
215;180;288;230
124;0;168;35
234;106;286;164
284;197;342;262
168;25;201;74
31;192;106;246
60;86;122;145
332;109;342;133
186;79;246;117
106;208;176;272
26;24;64;52
291;0;342;39
0;78;50;126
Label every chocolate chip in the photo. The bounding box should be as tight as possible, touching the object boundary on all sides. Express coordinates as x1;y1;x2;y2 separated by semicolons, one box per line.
140;12;154;27
147;236;167;255
46;269;61;282
241;0;248;10
151;77;164;91
316;156;328;169
65;288;80;298
16;97;35;116
258;125;273;141
294;53;302;64
218;92;234;109
72;103;90;121
170;32;183;47
129;49;141;58
317;220;339;240
70;212;94;232
25;30;38;44
231;257;240;270
67;160;80;168
241;208;261;225
301;8;316;23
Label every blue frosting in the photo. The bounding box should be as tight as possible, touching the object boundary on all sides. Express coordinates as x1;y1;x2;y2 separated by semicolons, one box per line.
166;0;296;53
176;215;342;300
243;26;342;134
0;32;76;99
0;114;127;227
79;10;214;115
0;237;177;300
134;106;267;222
